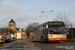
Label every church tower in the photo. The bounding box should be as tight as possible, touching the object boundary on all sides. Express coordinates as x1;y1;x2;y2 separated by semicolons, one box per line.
8;19;16;29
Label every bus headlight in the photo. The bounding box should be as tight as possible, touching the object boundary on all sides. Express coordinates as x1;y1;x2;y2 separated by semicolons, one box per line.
64;34;66;38
48;37;51;38
48;35;52;38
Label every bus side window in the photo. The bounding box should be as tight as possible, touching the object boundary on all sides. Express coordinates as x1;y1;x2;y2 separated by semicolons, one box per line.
43;26;48;34
44;27;45;31
39;27;43;34
45;29;48;33
34;28;37;32
36;28;39;34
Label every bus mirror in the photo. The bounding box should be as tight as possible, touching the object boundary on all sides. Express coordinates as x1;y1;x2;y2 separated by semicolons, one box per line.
46;25;48;28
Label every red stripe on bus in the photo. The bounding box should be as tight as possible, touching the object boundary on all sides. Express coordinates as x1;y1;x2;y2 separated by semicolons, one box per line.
48;38;67;41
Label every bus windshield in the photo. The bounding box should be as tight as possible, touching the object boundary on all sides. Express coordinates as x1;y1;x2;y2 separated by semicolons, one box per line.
49;25;65;34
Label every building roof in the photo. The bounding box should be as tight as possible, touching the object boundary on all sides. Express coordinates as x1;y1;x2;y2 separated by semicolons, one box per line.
16;27;24;32
9;19;16;23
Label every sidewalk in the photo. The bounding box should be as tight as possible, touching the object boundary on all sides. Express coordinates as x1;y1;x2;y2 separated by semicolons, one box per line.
0;39;41;50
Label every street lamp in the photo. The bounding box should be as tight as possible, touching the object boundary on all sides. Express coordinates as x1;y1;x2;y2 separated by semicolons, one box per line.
42;10;53;21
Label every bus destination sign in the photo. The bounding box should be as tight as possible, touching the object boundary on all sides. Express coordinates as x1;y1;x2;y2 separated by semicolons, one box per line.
48;22;64;25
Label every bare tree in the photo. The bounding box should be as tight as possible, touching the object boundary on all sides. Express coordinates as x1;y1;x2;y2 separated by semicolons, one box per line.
25;22;39;38
1;28;4;34
53;13;72;28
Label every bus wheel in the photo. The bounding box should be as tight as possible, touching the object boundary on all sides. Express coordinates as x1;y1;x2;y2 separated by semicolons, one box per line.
56;41;59;43
41;38;44;43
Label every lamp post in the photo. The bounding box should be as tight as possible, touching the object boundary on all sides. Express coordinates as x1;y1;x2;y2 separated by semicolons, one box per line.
42;10;53;21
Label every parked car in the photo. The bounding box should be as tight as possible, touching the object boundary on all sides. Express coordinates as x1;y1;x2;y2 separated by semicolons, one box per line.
6;35;17;41
6;35;15;41
2;34;11;42
0;33;5;44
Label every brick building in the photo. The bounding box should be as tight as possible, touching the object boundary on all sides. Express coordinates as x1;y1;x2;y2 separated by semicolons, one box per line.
66;28;75;39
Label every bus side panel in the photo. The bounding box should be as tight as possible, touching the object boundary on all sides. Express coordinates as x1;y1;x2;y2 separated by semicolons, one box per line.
29;32;33;40
29;32;35;41
37;27;44;41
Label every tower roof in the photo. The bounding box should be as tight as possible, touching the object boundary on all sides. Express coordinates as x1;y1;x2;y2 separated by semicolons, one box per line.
9;19;16;23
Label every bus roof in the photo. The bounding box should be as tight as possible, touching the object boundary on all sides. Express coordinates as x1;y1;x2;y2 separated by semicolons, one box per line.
30;21;64;30
46;21;64;23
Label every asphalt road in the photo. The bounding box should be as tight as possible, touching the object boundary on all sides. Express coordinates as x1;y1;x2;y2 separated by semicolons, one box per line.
3;41;13;46
1;39;75;50
0;39;40;50
32;41;75;50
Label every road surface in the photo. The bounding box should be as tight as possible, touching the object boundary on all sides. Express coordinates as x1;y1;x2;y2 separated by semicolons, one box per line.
33;41;75;50
0;39;75;50
25;39;75;50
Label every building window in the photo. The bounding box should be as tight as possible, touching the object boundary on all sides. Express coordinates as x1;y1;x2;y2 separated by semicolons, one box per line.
9;24;12;27
13;25;15;27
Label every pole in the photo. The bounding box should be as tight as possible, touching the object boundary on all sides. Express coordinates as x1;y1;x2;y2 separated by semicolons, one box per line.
47;12;48;21
42;10;53;22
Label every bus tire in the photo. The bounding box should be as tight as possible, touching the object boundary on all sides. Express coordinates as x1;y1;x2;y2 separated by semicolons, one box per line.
56;41;59;43
41;38;45;43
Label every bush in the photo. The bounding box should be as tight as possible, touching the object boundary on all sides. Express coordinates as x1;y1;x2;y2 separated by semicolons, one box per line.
67;39;75;41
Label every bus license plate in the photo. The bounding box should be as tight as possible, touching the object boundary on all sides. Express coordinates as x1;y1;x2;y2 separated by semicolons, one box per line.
57;38;59;40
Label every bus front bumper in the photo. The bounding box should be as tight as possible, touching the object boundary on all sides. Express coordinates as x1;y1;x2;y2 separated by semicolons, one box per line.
48;38;67;41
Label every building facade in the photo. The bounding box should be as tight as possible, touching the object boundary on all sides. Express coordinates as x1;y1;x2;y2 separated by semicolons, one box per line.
0;19;26;39
66;28;75;39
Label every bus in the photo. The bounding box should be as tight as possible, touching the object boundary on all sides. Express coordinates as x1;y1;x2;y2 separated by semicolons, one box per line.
29;21;67;43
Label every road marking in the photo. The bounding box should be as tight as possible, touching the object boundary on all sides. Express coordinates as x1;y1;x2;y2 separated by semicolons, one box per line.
31;43;34;46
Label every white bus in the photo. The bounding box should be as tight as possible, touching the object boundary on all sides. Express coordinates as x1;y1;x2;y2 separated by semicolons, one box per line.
29;21;67;43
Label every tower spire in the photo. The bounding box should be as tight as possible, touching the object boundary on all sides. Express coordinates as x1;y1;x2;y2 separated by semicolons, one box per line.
9;19;16;23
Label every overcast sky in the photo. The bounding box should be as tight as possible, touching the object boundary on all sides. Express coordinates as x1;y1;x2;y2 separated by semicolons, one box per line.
0;0;75;29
